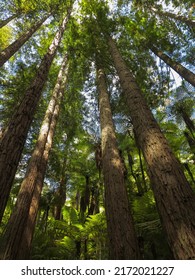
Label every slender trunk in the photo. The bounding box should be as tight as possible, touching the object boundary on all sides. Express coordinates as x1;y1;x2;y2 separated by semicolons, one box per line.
88;185;100;215
88;195;95;215
85;175;90;213
80;175;90;222
0;55;69;259
150;45;195;87
97;59;140;259
75;191;80;211
126;148;143;194
53;154;68;220
0;14;50;67
183;163;195;185
134;133;148;192
0;11;71;224
95;142;102;178
126;149;137;180
54;180;67;220
75;240;81;259
179;107;195;139
137;147;148;192
184;131;195;156
152;8;195;28
0;14;18;29
108;36;195;260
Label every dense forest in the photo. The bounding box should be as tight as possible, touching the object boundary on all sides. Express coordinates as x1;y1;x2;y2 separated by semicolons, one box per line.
0;0;195;260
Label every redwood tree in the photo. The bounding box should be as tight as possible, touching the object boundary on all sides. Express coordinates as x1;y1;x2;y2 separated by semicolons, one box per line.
150;45;195;88
108;36;195;260
0;54;69;259
96;57;140;259
0;9;71;224
0;14;50;67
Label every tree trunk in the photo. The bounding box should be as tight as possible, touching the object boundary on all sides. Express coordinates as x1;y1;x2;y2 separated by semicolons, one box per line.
108;36;195;260
152;8;195;28
96;59;140;260
54;183;67;220
184;131;195;156
137;147;148;192
150;45;195;87
0;55;69;259
126;148;144;195
75;191;80;211
0;14;50;67
88;186;98;215
183;163;195;185
0;14;18;29
134;132;148;192
0;11;71;224
178;107;195;138
53;153;68;220
80;175;90;222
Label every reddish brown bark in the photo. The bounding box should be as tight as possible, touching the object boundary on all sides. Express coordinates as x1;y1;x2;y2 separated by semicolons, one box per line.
0;14;50;67
0;55;69;259
108;36;195;260
97;59;140;259
0;11;71;224
53;157;68;221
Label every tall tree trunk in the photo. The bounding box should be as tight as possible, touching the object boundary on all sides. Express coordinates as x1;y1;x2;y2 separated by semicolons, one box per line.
126;148;144;195
0;14;18;29
80;175;90;222
54;178;67;220
96;59;140;260
178;107;195;139
108;36;195;260
184;131;195;156
0;14;50;67
0;11;71;224
75;191;80;211
183;163;195;185
134;132;148;192
88;185;99;215
151;8;195;28
53;157;67;220
137;147;147;192
150;45;195;87
0;55;69;259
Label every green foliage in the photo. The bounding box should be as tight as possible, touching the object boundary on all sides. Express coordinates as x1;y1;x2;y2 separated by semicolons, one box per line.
31;209;108;260
0;26;13;50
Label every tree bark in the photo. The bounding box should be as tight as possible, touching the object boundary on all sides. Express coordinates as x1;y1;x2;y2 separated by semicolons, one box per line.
178;107;195;138
80;175;90;222
0;14;50;67
108;36;195;260
0;14;18;29
150;45;195;87
183;163;195;185
184;131;195;156
54;178;67;220
0;54;69;259
52;151;68;220
96;59;140;259
152;8;195;28
0;11;71;224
